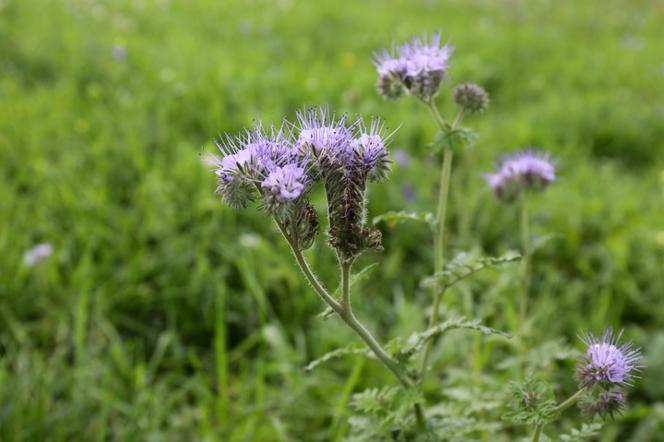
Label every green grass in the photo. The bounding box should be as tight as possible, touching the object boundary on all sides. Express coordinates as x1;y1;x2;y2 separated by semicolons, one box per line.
1;0;664;440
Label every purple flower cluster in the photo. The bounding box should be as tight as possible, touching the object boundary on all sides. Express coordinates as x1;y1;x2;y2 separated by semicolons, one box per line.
374;33;453;100
577;328;643;388
207;125;305;210
485;150;556;203
208;107;392;256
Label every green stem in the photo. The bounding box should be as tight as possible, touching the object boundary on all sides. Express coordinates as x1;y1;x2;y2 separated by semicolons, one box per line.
549;387;586;417
520;196;530;324
531;422;543;442
419;101;457;374
275;219;426;426
530;387;587;442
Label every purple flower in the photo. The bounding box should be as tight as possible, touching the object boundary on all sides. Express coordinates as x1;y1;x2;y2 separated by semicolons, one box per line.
208;123;304;209
577;328;644;388
112;45;128;62
351;117;391;181
261;164;306;202
374;32;453;100
485;149;556;202
23;243;53;267
296;107;354;165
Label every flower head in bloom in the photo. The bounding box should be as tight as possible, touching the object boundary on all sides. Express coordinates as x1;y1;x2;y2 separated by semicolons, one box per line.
208;123;304;210
453;83;490;113
576;328;643;388
485;149;556;203
373;32;453;101
351;117;392;181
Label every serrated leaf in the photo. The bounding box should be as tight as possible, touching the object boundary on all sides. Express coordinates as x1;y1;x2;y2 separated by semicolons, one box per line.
317;263;380;320
304;345;372;371
388;316;510;362
373;211;436;229
420;251;521;291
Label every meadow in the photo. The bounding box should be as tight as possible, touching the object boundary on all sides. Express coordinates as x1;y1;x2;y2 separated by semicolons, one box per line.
1;0;664;440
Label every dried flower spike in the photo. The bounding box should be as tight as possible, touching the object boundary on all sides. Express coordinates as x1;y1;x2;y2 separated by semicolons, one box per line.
576;328;644;388
485;149;556;203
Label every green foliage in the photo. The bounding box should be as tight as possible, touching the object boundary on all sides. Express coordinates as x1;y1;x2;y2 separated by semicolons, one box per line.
0;0;662;440
504;378;557;425
373;211;436;230
559;423;603;441
390;316;510;363
347;386;424;441
420;251;521;292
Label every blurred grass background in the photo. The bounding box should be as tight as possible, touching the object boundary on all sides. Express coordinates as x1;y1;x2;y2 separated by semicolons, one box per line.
1;0;663;440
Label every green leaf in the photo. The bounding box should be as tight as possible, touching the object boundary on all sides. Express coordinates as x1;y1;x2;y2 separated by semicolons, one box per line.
372;211;436;229
420;251;520;291
303;345;372;371
388;316;510;362
317;263;380;320
503;378;557;425
560;423;603;441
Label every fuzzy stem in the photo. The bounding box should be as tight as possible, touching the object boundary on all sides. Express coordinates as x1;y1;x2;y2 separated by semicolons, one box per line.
530;387;587;442
274;219;425;426
520;195;530;324
419;101;457;374
341;260;352;311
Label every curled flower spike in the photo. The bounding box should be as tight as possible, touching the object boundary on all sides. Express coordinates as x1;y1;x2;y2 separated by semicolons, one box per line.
579;388;627;420
485;149;556;203
374;32;453;101
576;328;644;388
351;117;393;182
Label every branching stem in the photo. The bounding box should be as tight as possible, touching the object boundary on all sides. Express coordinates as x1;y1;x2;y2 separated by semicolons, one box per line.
274;219;426;428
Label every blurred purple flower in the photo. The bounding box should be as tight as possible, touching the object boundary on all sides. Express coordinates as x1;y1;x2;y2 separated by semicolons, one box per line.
24;243;53;267
112;45;127;61
393;149;411;168
374;32;453;100
485;149;556;203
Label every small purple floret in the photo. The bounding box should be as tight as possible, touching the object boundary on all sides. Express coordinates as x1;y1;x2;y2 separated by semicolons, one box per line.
577;328;644;388
261;164;306;202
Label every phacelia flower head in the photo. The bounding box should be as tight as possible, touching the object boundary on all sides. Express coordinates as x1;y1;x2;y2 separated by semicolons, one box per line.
485;149;556;203
351;117;392;182
453;83;490;113
208;123;306;211
576;328;644;388
373;32;453;101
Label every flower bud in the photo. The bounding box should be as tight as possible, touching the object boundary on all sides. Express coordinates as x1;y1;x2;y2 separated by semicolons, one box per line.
453;83;489;113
